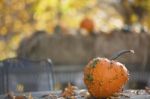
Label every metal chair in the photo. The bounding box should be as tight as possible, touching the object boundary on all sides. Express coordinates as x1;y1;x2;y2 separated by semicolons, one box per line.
127;71;150;89
0;57;54;94
0;62;5;94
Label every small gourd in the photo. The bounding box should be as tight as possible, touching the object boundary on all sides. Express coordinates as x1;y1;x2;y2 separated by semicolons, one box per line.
83;50;134;98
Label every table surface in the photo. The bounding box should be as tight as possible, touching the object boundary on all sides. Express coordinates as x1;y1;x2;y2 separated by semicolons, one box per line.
0;89;150;99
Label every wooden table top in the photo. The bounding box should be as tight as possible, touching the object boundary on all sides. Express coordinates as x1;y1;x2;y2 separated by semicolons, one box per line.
1;89;150;99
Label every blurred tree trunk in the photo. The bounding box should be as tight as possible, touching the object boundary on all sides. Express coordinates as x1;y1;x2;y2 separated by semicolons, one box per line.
112;0;150;27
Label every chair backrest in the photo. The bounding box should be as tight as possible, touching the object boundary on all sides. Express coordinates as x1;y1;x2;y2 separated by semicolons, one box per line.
0;57;54;94
127;71;150;89
0;62;5;94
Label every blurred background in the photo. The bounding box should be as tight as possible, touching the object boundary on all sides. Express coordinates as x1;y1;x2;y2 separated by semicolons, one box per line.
0;0;150;90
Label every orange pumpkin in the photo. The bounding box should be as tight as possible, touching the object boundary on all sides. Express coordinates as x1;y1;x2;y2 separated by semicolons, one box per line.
83;50;134;98
80;18;94;33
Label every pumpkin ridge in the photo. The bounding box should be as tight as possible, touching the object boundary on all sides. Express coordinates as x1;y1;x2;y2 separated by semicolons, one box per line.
86;74;93;82
90;58;100;68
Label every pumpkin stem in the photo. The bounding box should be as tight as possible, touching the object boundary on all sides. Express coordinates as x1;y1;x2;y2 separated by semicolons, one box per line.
110;50;134;60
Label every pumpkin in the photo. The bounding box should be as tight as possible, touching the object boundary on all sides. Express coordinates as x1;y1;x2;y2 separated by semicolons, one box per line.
83;50;134;98
80;18;94;33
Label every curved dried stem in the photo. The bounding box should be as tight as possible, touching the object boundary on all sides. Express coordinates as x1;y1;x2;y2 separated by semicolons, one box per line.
110;50;134;60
